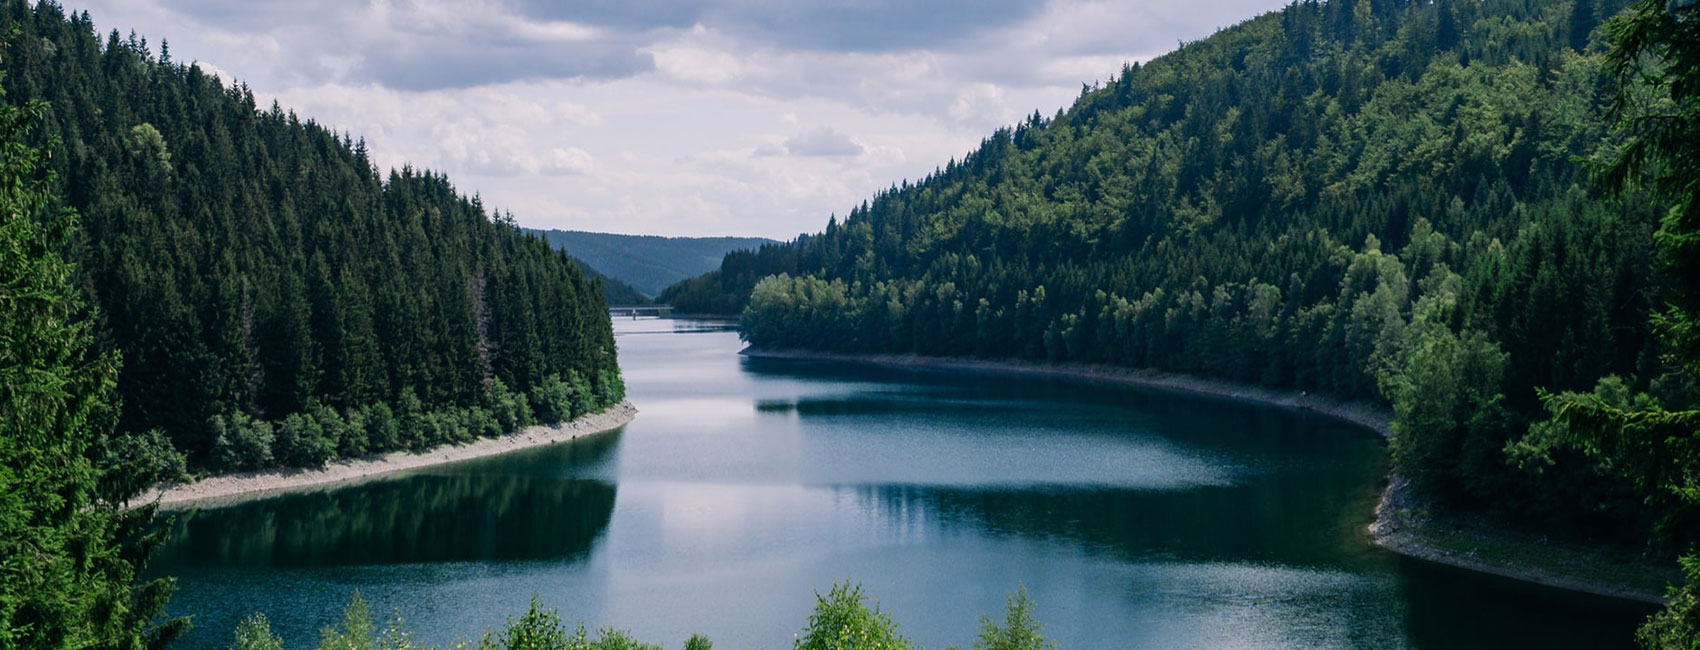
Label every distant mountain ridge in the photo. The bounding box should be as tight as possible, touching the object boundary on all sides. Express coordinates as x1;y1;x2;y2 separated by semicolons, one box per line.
532;229;777;297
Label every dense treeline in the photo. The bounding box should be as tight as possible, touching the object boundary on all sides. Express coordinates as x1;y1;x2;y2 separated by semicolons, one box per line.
0;84;183;650
659;241;807;314
0;2;623;473
1547;0;1700;645
689;0;1693;541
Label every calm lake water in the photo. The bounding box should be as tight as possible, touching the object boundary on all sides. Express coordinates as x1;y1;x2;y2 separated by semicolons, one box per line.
153;318;1651;649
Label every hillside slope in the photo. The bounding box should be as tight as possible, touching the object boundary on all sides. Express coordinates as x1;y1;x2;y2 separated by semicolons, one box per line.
572;257;650;305
533;229;776;297
2;2;625;472
689;0;1685;542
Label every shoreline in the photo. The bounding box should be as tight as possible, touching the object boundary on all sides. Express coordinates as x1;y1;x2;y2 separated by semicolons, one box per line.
741;346;1671;604
1370;472;1671;604
139;401;637;509
741;347;1392;436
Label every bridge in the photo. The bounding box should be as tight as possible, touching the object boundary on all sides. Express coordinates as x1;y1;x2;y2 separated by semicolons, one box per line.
608;304;674;319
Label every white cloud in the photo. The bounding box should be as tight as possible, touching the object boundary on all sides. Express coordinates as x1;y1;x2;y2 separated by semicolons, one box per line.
543;147;598;176
69;0;1293;237
784;127;863;158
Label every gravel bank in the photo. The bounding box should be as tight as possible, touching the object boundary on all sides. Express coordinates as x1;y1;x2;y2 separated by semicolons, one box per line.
140;401;637;509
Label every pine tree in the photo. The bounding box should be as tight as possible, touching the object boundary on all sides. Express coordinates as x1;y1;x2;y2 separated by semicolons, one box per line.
0;87;184;648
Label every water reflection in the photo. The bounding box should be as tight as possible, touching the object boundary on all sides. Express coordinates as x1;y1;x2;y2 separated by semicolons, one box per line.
150;320;1653;650
849;480;1384;568
155;431;623;567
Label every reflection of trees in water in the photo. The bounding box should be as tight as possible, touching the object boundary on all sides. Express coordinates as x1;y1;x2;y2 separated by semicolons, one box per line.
1397;557;1653;650
156;474;617;567
446;424;624;477
743;357;1382;452
853;475;1385;569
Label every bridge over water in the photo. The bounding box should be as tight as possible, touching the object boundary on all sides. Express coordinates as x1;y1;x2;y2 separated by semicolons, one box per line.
608;305;673;319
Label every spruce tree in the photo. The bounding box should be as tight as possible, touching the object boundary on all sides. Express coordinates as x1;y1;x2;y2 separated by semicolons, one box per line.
0;88;184;648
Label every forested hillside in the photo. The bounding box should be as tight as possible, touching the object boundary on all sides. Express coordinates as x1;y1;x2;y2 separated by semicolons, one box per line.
533;229;776;297
0;1;624;473
690;0;1692;541
573;257;650;305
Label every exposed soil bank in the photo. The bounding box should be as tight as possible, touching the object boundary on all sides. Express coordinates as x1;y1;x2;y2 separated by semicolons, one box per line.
140;401;637;509
1371;472;1672;604
741;346;1672;605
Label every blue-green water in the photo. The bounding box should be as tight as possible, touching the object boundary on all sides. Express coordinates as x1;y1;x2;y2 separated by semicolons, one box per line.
153;319;1650;649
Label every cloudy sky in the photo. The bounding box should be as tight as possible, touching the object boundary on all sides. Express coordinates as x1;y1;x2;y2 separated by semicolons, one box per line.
74;0;1287;239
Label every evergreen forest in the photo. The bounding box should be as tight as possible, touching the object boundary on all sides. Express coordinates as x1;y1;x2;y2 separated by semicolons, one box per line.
5;0;1700;647
681;0;1694;555
0;0;625;478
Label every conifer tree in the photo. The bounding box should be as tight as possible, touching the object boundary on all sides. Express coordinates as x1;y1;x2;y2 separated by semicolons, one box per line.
0;85;184;648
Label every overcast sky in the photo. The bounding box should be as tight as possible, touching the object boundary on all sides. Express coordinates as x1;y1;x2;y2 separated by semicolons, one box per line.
73;0;1287;239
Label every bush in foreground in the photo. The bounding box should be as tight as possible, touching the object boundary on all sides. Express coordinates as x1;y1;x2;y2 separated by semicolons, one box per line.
229;583;1050;650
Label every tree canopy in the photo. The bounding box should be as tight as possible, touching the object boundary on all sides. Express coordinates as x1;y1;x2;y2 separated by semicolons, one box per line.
0;1;624;474
685;0;1678;539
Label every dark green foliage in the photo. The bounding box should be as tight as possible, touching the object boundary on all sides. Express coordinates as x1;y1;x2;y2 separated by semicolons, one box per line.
793;583;915;650
1549;0;1700;645
1383;325;1510;501
0;84;184;647
209;412;274;471
658;242;802;315
102;428;190;486
0;2;622;473
706;0;1666;537
535;229;778;297
274;412;336;469
1507;377;1656;533
1600;0;1700;380
1640;555;1700;650
683;634;712;650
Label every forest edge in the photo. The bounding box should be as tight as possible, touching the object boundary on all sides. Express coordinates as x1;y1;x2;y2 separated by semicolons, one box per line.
137;401;637;510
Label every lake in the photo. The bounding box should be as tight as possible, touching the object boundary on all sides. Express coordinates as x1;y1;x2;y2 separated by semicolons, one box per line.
153;318;1651;649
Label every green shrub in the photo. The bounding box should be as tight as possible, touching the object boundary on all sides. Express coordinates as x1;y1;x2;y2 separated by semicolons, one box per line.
275;412;336;468
793;583;914;650
567;371;593;419
232;592;428;650
309;401;365;458
467;406;502;439
317;591;375;650
397;388;426;449
487;378;535;434
232;613;284;650
594;369;625;408
211;412;275;471
974;588;1053;650
475;597;661;650
363;402;401;452
529;374;572;425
